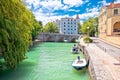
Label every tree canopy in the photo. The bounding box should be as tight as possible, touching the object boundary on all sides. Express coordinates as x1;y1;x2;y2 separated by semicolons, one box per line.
0;0;42;69
81;17;98;36
43;22;59;33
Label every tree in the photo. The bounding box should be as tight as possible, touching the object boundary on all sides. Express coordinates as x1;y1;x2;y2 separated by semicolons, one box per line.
43;22;59;33
32;20;42;40
81;17;98;36
0;0;40;69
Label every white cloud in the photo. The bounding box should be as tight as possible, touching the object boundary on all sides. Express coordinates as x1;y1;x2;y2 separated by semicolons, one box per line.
40;0;63;10
72;11;99;21
115;0;120;3
25;0;99;25
69;9;80;12
86;7;99;13
25;0;40;9
33;10;69;25
61;5;69;10
80;12;99;19
63;0;88;6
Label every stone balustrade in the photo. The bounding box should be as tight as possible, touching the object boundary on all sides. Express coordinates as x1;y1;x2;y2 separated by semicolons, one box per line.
36;33;79;42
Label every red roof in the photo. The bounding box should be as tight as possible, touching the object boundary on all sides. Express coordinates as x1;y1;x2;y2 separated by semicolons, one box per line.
106;3;120;9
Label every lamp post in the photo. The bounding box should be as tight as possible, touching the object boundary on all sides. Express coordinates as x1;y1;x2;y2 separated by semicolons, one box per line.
87;26;90;37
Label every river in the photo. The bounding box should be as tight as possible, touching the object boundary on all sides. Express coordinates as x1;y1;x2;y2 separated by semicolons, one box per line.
0;42;90;80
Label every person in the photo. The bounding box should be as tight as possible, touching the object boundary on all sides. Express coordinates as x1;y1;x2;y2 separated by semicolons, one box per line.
77;56;83;63
72;44;76;51
77;56;80;61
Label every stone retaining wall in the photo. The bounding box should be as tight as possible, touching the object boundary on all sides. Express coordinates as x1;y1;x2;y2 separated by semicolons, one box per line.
78;44;97;80
78;43;114;80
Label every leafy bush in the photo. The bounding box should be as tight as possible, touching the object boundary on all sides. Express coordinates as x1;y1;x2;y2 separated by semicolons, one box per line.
83;36;93;43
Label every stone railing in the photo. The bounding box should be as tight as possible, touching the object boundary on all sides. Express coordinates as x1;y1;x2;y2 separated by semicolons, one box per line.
36;33;79;42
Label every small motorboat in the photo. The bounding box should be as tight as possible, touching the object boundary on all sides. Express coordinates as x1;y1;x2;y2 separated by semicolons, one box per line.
64;39;68;42
72;56;87;70
72;48;79;54
71;44;79;54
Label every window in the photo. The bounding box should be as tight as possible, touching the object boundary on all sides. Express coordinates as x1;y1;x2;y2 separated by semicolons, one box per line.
64;22;65;24
64;25;66;27
114;9;118;15
64;28;66;30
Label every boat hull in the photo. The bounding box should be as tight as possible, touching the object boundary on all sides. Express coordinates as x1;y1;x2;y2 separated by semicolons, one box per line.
71;49;79;54
73;66;86;70
72;59;87;70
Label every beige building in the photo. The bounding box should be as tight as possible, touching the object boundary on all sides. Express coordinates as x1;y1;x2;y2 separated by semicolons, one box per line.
98;2;120;46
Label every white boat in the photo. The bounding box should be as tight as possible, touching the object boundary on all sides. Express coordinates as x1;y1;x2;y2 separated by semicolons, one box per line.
64;40;68;42
71;44;79;54
72;58;87;70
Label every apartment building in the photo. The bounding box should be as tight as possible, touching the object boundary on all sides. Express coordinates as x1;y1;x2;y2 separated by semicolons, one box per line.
98;2;120;45
56;14;80;35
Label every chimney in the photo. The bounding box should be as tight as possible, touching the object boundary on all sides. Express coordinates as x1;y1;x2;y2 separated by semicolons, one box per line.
76;14;79;19
111;0;114;8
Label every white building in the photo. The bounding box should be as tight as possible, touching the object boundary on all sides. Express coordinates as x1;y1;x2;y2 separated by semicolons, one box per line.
56;15;80;34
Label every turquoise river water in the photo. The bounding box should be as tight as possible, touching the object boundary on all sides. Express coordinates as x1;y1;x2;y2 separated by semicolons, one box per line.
0;42;90;80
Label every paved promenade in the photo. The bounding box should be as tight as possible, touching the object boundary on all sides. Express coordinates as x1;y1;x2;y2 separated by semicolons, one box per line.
79;38;120;80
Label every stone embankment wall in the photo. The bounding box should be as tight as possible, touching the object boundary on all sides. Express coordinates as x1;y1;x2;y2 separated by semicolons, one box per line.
78;44;96;80
78;43;114;80
36;33;79;42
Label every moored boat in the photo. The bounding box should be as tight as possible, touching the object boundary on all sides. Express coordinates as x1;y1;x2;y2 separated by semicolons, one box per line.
72;56;87;70
64;39;68;42
71;44;79;54
71;48;79;54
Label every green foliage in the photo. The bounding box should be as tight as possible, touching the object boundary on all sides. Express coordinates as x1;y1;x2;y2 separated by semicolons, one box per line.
81;17;98;36
43;22;58;33
83;35;93;43
0;0;40;69
32;20;42;40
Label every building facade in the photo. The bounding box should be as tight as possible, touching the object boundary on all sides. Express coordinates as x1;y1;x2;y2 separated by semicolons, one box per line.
56;15;80;35
98;2;120;45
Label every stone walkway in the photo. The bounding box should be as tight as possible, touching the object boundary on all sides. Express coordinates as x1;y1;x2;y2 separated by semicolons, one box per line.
80;38;120;80
94;38;120;61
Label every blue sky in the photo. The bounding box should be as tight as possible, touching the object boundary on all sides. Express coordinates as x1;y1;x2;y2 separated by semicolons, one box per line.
25;0;120;25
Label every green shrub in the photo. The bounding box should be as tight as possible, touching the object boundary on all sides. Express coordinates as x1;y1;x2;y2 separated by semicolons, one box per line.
83;36;93;43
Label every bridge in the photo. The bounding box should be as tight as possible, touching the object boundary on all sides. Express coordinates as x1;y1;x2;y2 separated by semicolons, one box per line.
36;33;79;42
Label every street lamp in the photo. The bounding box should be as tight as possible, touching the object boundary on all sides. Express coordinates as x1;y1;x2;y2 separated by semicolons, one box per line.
87;26;90;37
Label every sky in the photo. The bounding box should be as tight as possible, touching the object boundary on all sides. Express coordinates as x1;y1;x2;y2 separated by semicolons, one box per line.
25;0;120;25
